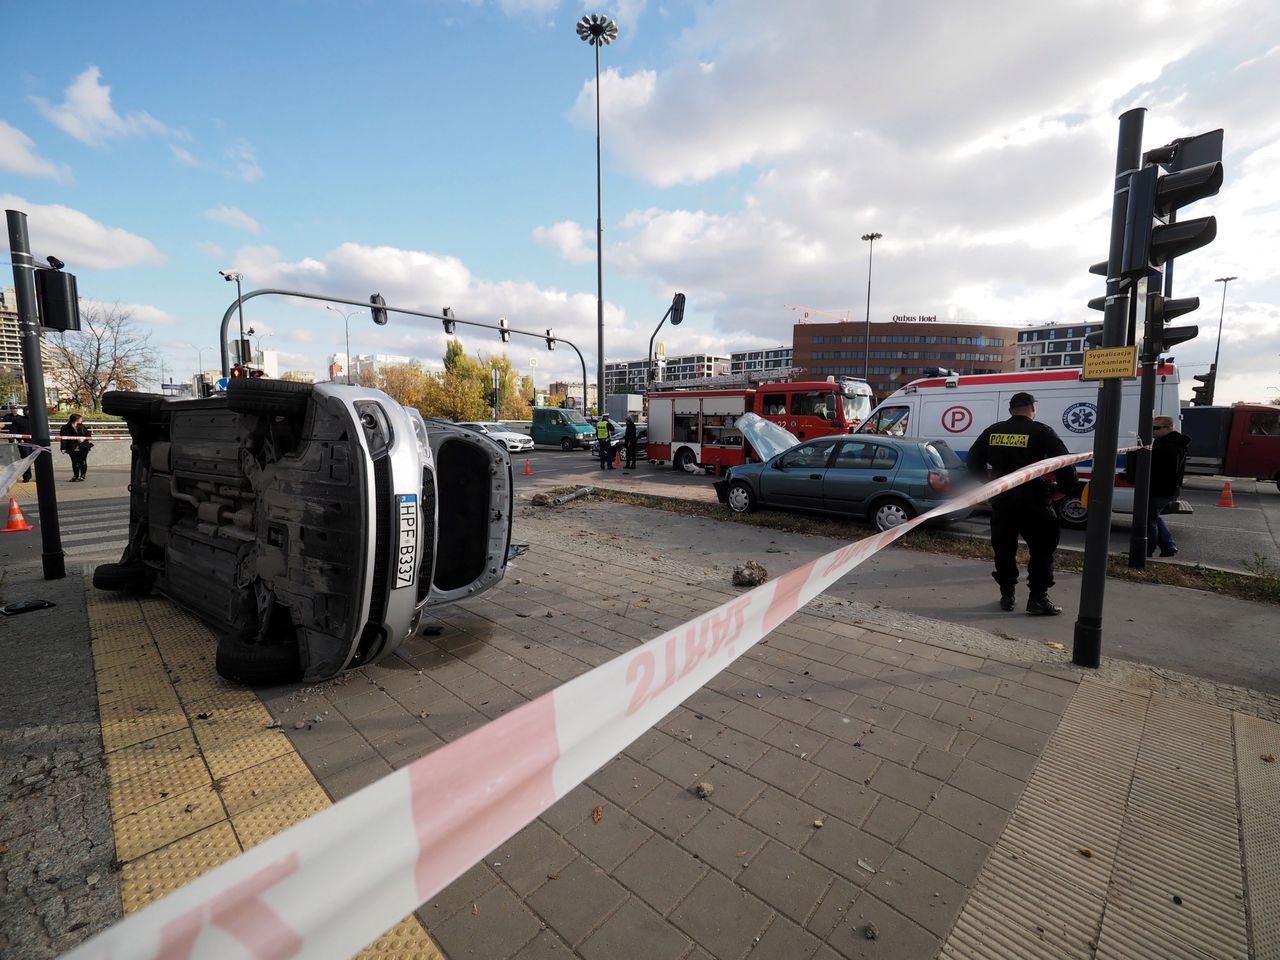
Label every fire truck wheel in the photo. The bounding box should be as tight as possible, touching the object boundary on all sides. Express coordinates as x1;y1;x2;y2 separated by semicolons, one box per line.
674;447;696;472
726;481;757;514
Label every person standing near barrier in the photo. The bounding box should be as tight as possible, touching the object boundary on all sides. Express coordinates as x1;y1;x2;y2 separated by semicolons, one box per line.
596;415;615;470
967;392;1076;616
1132;415;1190;558
623;415;638;470
10;407;33;483
60;413;93;482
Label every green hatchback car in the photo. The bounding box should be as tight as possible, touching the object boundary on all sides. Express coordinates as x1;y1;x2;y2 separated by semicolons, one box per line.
713;415;972;531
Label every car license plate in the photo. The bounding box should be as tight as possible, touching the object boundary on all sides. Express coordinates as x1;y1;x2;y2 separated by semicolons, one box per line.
395;494;417;589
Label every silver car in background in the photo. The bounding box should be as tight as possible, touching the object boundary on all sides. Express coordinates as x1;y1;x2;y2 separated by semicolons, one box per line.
94;378;513;684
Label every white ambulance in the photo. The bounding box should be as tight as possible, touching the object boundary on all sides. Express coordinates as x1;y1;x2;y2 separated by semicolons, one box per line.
857;366;1182;527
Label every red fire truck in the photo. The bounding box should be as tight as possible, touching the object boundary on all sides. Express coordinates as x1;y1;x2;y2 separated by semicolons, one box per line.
648;377;874;473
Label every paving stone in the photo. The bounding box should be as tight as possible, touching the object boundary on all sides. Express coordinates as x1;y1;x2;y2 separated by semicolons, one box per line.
565;807;653;872
647;738;715;785
526;855;628;947
947;758;1027;811
322;752;393;800
933;700;995;736
613;834;707;915
764;719;831;758
622;727;671;763
898;814;991;886
669;871;773;960
861;795;922;845
373;723;446;769
586;754;664;810
333;686;401;723
705;727;772;770
996;697;1063;734
982;716;1054;755
291;731;372;776
865;850;966;938
809;738;882;784
868;761;942;811
1000;680;1072;715
750;913;824;960
431;880;542;959
721;702;784;740
805;683;858;713
579;896;693;960
926;784;1009;845
418;862;499;926
509;930;577;960
918;678;977;708
912;745;964;782
749;747;822;793
679;811;768;877
802;815;893;885
806;874;860;940
763;692;825;726
1022;668;1080;698
541;783;608;834
742;786;829;849
737;840;837;926
884;686;942;720
800;769;878;828
964;735;1039;780
629;778;711;841
858;729;925;766
829;890;941;959
490;820;579;896
698;761;769;817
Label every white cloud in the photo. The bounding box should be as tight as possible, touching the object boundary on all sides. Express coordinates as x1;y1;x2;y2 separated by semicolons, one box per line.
204;205;261;234
169;144;200;167
0;121;72;182
81;298;177;326
532;220;594;263
196;240;226;258
226;141;263;182
0;194;164;269
31;66;174;147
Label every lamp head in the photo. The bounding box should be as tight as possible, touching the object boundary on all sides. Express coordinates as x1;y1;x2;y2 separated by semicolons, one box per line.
46;255;65;271
219;270;242;282
576;13;618;45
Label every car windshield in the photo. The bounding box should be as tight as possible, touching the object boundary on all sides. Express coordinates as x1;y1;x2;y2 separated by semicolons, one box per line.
738;413;800;461
562;410;587;424
841;392;874;425
477;423;506;432
924;441;964;469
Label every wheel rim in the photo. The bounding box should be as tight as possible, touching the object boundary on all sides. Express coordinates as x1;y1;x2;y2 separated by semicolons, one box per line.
728;485;751;513
561;439;572;451
1058;497;1087;522
876;503;909;530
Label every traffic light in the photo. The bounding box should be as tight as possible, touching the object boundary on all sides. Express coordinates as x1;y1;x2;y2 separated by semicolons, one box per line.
249;369;266;378
670;292;686;326
545;328;555;350
499;317;510;343
370;293;388;326
1191;366;1215;406
1120;159;1222;278
442;307;456;336
231;364;244;379
1145;294;1199;354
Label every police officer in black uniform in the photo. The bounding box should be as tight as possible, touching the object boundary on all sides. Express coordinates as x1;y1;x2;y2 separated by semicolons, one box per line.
967;392;1077;616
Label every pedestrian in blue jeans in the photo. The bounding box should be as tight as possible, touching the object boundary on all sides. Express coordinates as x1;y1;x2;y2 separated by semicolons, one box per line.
1144;416;1190;558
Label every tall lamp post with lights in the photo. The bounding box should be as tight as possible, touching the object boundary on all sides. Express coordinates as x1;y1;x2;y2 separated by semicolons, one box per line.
861;232;882;382
577;12;618;416
1210;275;1237;405
326;303;359;384
220;270;247;366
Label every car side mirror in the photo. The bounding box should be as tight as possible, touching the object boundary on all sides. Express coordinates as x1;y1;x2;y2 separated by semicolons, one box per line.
771;459;784;470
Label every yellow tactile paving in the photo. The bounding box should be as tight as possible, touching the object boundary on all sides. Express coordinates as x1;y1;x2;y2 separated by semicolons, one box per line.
86;577;443;956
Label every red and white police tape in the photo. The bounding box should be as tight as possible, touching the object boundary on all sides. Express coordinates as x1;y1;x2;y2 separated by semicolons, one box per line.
66;448;1115;960
1;432;130;440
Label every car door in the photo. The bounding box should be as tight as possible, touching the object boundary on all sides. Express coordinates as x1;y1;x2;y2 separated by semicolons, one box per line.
821;440;881;514
759;440;834;510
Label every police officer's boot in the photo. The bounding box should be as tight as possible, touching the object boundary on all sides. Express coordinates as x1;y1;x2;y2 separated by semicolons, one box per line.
999;587;1015;612
1026;593;1062;616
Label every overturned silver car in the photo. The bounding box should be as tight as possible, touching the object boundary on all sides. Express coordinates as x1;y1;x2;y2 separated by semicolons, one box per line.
94;378;513;684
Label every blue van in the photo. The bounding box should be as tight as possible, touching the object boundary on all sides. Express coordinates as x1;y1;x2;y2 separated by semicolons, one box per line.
531;406;596;450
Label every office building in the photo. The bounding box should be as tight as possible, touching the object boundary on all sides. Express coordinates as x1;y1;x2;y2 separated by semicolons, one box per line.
604;353;731;394
731;347;792;379
1016;321;1101;370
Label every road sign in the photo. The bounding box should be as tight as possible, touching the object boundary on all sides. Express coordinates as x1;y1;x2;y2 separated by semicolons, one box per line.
1081;345;1138;381
215;377;230;392
529;357;538;367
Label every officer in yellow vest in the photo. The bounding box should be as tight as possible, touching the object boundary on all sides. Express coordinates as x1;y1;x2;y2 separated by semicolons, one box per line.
967;392;1076;615
596;416;615;470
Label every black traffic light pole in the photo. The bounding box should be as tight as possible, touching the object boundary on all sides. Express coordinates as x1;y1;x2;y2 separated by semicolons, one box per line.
1073;108;1145;669
218;289;590;412
5;209;65;580
647;293;687;388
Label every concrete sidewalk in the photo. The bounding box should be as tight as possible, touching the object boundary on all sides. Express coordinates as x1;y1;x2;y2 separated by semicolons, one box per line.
2;498;1277;959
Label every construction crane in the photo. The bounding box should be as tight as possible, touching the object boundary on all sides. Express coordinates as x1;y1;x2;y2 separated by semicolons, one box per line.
785;304;852;324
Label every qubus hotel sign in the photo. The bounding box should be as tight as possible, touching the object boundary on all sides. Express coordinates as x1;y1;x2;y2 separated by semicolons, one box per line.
890;314;938;322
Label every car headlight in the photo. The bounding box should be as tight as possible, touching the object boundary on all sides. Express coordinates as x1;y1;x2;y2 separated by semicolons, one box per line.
353;400;393;458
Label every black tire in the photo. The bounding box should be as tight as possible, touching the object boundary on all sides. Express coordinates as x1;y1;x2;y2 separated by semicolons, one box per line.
871;496;916;531
226;377;313;419
215;636;302;686
102;391;163;423
726;481;757;514
1054;493;1088;530
92;561;155;595
674;447;696;472
560;438;573;452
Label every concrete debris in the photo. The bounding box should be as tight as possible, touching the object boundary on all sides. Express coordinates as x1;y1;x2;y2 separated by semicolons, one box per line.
732;560;768;587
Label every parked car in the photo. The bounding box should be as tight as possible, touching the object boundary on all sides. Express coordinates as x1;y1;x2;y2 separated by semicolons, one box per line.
589;416;647;455
458;421;535;454
92;378;514;684
713;414;971;531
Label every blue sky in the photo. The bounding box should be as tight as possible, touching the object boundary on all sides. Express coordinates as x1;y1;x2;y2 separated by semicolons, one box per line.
4;0;1279;403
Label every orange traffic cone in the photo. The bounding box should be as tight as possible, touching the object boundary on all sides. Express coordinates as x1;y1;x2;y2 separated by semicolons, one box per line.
2;497;32;533
523;459;534;477
1216;481;1236;508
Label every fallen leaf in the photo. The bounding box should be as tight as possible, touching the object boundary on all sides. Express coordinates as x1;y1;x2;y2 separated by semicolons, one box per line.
592;805;604;824
1046;642;1065;650
736;849;749;857
1078;848;1093;859
196;712;212;720
546;873;560;881
471;903;479;916
1262;753;1276;764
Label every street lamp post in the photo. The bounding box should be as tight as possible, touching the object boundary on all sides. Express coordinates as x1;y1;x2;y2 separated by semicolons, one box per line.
577;13;618;417
861;232;882;382
326;304;358;384
1211;276;1237;405
220;270;246;365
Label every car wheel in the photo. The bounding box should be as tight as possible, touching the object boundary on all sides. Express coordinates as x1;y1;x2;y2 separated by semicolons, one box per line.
873;497;916;531
226;377;313;419
92;561;155;595
1054;494;1088;529
560;438;573;451
215;636;302;686
102;390;163;423
727;481;757;514
674;447;696;472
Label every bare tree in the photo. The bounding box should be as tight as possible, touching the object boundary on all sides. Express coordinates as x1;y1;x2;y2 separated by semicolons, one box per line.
50;303;157;411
